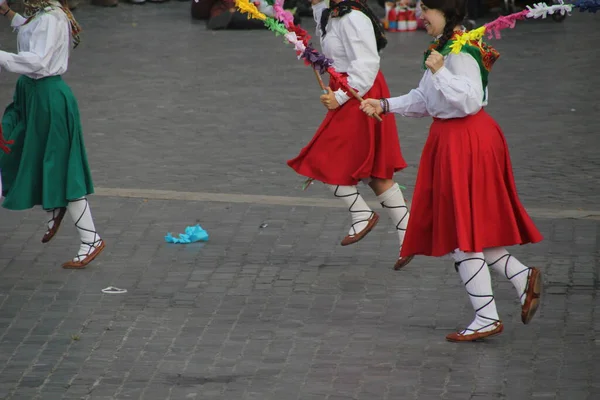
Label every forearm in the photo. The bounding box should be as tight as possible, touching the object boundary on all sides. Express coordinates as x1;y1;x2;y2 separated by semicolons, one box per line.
0;2;17;23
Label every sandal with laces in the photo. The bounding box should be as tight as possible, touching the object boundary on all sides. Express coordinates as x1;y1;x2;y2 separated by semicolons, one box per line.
42;207;67;243
446;321;504;342
62;238;106;269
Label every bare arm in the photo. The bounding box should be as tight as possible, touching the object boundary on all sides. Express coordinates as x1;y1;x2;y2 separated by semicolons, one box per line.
0;0;18;24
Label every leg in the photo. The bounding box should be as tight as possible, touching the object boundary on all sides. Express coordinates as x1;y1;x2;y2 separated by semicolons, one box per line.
446;251;503;342
42;207;67;243
370;178;413;270
327;184;379;246
483;247;542;324
62;197;105;269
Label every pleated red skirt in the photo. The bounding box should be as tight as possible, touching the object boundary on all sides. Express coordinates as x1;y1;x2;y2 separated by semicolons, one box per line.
400;109;543;258
287;71;407;185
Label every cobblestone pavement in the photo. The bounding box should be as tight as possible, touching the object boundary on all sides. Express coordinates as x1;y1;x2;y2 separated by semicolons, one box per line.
0;2;598;400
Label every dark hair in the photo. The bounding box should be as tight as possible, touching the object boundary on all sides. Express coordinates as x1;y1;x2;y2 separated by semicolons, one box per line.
320;0;387;52
421;0;467;51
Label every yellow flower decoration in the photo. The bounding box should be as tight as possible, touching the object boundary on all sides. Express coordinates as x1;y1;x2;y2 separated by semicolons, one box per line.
449;26;487;54
235;0;267;20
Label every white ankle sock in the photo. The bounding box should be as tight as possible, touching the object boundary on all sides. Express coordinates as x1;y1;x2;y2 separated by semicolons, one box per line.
377;184;409;252
328;185;373;236
484;247;530;305
452;251;500;333
67;197;101;262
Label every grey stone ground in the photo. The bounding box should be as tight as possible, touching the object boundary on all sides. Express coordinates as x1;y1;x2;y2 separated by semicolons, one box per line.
0;2;598;400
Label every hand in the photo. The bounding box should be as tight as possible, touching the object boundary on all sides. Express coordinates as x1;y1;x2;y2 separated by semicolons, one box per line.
425;50;445;74
0;0;8;11
320;87;340;110
359;98;383;117
310;0;323;5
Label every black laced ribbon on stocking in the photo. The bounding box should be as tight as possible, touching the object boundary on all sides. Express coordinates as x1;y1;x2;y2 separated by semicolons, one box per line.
70;198;102;262
332;185;374;236
381;199;408;252
455;256;501;333
488;253;531;303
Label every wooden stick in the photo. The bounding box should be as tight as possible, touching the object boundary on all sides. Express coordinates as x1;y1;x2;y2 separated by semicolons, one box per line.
313;69;328;93
314;68;383;122
345;85;383;122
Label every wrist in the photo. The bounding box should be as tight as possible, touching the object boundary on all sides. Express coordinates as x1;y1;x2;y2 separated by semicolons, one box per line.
379;98;389;114
2;7;10;16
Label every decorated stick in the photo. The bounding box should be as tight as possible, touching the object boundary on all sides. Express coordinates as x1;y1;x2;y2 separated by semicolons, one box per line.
269;0;331;94
313;69;328;93
342;84;383;122
449;1;573;52
235;0;383;121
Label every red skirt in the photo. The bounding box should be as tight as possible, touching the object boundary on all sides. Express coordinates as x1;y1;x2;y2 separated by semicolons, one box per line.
400;109;543;258
287;71;407;185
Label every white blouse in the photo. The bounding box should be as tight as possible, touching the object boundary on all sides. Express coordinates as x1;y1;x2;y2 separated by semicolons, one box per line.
388;51;489;119
312;1;379;106
0;5;71;79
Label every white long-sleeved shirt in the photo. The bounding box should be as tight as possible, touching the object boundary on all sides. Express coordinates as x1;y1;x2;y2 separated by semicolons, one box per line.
0;4;71;79
388;51;488;119
313;1;380;106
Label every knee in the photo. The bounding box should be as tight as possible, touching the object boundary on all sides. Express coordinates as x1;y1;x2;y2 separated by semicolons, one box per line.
368;178;394;195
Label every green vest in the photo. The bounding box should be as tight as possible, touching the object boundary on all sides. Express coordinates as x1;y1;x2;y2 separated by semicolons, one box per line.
423;32;500;97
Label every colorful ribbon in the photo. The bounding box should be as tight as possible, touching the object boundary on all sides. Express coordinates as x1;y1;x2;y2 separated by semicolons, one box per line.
450;1;573;53
235;0;354;94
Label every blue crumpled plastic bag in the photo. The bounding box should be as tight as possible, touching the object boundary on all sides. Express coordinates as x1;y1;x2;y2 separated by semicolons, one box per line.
165;224;209;244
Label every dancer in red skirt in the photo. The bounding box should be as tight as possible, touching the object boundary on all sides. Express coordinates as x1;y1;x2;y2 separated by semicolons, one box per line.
360;0;544;341
288;0;413;270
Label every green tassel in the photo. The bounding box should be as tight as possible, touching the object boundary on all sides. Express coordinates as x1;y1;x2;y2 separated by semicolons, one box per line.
264;18;288;36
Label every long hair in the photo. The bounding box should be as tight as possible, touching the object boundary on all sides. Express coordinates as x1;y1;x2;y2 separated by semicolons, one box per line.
421;0;467;51
320;0;387;52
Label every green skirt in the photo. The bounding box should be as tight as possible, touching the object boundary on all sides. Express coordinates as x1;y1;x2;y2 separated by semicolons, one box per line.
0;75;94;211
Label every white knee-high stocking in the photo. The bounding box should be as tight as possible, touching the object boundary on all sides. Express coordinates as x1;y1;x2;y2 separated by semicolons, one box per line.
67;197;102;262
484;247;531;305
453;251;501;333
328;185;373;236
377;184;409;249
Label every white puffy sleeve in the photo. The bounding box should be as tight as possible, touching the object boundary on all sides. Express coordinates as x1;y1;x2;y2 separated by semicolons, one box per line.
11;13;28;28
334;11;380;106
0;14;61;75
387;72;430;118
431;52;485;116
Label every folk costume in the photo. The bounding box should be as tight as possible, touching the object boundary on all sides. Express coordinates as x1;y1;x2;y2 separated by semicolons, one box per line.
287;0;413;269
0;0;105;269
384;31;543;341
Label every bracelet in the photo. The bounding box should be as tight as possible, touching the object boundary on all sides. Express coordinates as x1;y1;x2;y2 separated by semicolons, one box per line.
2;8;10;16
379;98;389;114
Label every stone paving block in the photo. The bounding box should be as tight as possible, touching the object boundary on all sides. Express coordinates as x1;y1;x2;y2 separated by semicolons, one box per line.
0;3;598;400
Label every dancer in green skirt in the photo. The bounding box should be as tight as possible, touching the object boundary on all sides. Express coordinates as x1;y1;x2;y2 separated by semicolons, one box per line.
0;0;105;269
